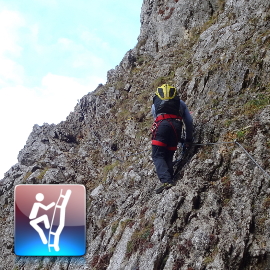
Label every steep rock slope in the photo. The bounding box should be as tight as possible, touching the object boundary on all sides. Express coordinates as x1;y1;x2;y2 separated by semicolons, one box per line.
1;0;270;269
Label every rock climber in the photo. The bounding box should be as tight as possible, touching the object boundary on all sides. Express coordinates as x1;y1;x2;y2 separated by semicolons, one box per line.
151;84;193;194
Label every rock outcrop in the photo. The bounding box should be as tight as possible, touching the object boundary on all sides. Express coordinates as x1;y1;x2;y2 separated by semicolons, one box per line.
1;0;270;269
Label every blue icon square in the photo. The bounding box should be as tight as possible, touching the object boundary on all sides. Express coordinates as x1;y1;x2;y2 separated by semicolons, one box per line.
14;184;86;256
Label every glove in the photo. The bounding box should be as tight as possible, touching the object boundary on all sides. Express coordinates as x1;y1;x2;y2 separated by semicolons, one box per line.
183;140;192;152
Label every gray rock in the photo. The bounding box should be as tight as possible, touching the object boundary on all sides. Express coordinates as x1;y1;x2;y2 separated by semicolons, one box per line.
1;0;270;269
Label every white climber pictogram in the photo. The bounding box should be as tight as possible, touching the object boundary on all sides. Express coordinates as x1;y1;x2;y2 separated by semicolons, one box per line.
29;193;55;244
15;184;85;256
29;189;72;252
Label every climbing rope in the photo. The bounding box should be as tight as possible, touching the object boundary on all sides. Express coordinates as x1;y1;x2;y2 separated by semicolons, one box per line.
193;140;270;180
194;141;236;146
89;134;270;180
80;112;270;179
234;141;270;180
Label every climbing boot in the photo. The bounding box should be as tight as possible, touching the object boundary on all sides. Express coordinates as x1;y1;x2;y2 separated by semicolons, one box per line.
155;183;173;194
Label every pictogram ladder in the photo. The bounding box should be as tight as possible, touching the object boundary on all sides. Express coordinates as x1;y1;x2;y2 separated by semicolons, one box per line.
48;189;72;252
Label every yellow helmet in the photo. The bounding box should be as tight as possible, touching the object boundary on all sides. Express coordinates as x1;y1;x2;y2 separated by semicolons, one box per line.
155;84;177;100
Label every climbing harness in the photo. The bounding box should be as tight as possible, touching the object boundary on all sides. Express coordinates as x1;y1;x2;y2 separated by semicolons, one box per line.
151;114;182;151
152;140;178;151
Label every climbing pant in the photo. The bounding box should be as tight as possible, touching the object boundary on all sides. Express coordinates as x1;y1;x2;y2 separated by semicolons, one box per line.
152;118;182;183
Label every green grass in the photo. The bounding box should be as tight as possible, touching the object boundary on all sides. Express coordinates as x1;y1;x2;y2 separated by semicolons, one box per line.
236;130;247;141
102;162;119;181
36;167;49;180
243;93;270;116
125;219;154;257
23;171;32;181
111;220;119;235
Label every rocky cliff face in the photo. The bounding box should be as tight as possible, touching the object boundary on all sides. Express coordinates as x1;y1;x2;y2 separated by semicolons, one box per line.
1;0;270;269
